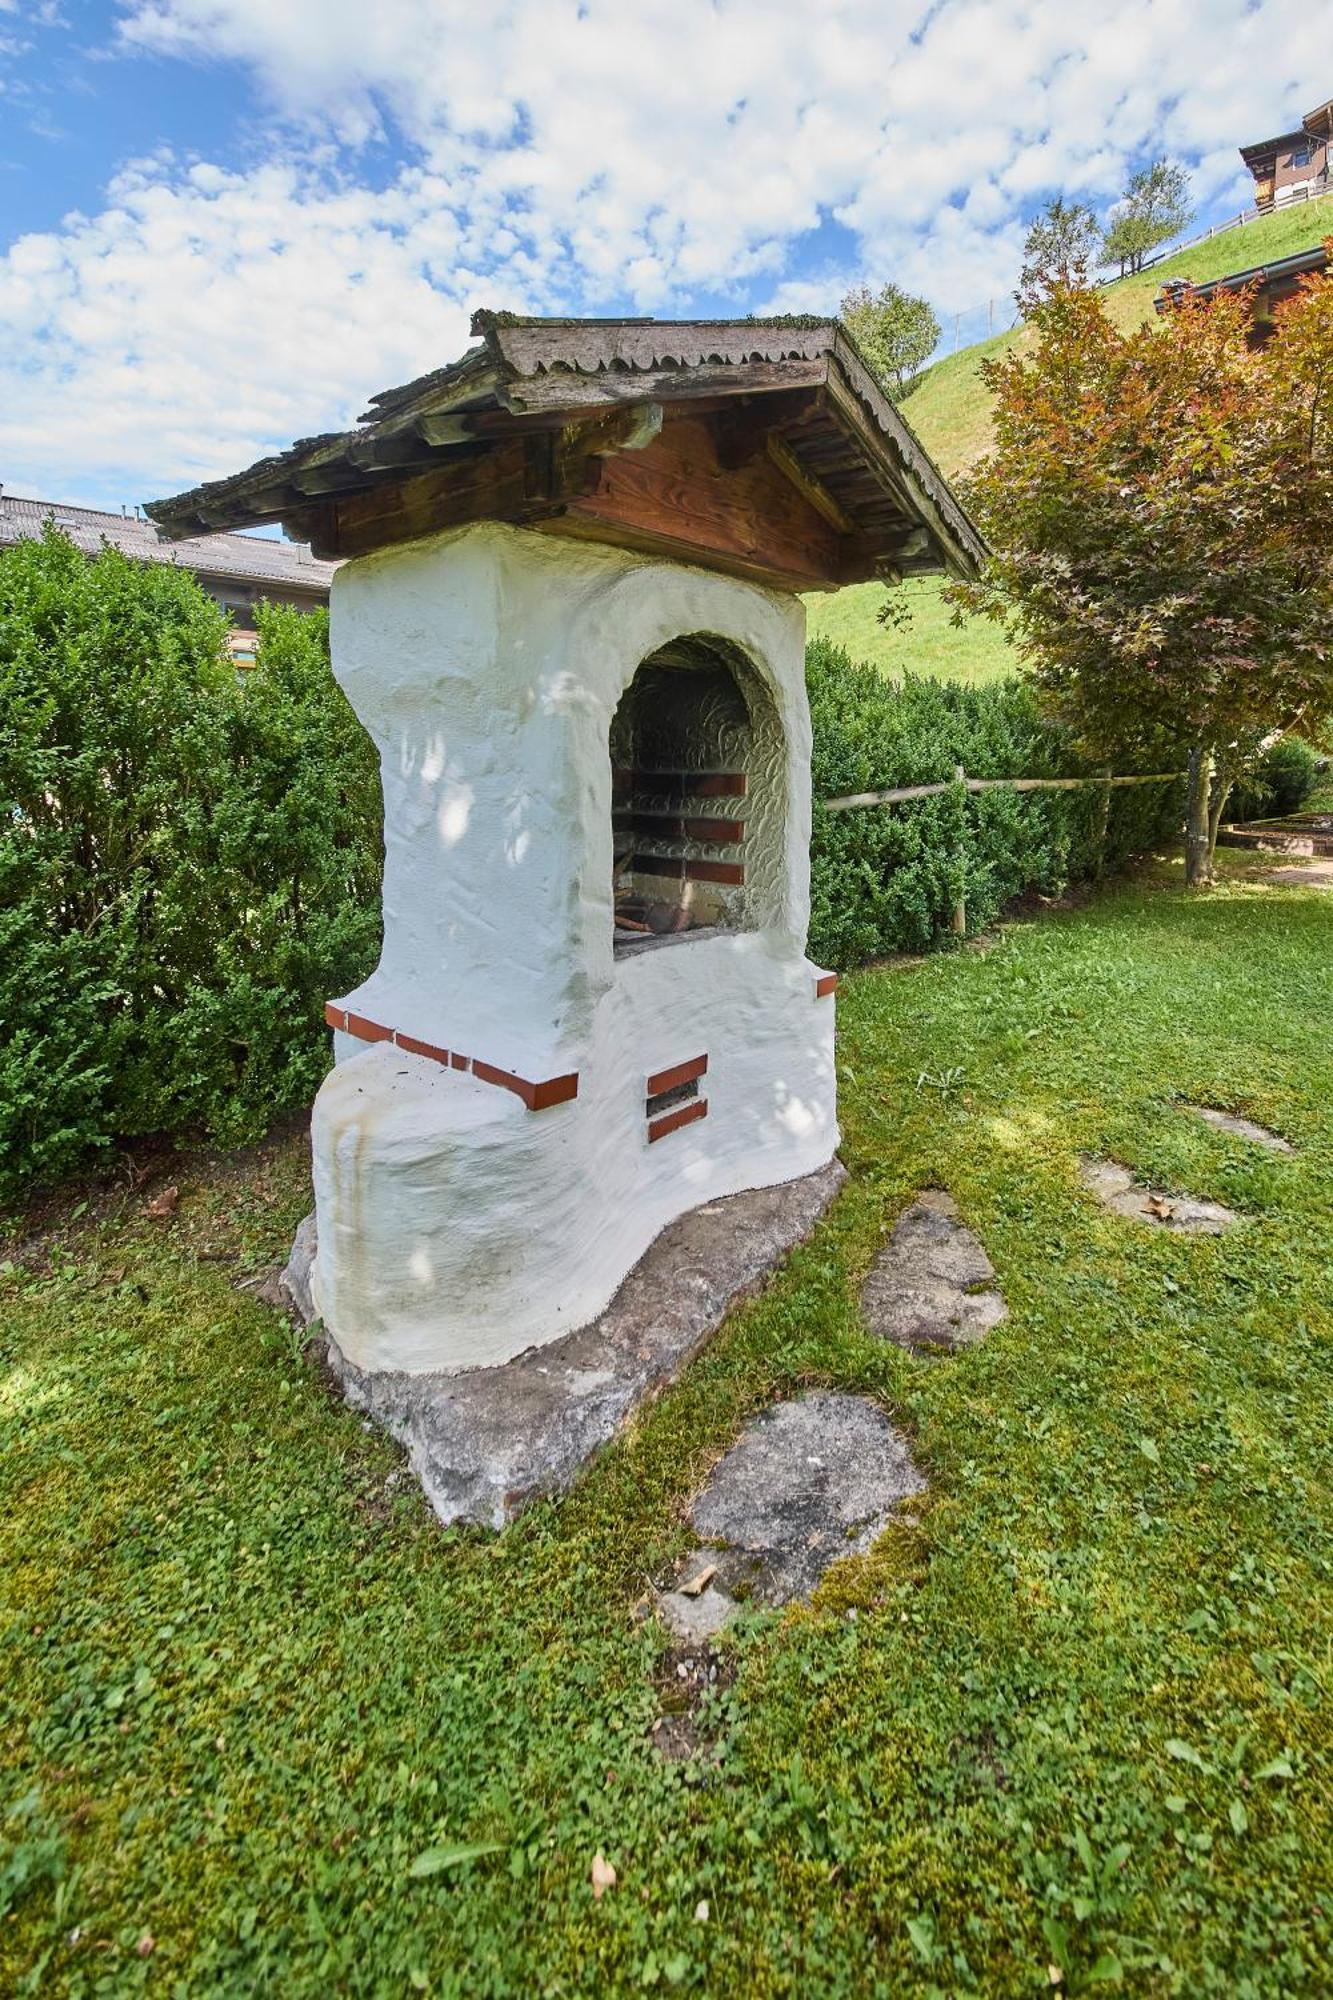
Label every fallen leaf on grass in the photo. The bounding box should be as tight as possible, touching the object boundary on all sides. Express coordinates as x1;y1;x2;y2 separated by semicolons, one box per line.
905;1915;936;1964
591;1851;617;1900
145;1186;179;1220
408;1842;503;1878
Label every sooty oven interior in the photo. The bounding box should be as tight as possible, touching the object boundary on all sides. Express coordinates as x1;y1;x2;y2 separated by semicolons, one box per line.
610;634;759;956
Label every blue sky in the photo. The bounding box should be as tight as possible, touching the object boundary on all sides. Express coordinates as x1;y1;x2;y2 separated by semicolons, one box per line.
0;0;1320;508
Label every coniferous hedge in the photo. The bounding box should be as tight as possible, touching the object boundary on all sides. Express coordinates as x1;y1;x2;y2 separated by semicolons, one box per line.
0;530;381;1199
0;538;1183;1198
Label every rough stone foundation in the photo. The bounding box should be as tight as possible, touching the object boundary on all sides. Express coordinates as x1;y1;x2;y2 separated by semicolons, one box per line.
281;1160;845;1528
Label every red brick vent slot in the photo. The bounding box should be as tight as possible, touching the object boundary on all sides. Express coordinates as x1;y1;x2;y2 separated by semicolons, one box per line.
646;1053;709;1143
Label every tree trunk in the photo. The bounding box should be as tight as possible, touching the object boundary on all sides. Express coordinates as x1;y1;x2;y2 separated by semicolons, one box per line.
1207;771;1233;868
1185;743;1214;888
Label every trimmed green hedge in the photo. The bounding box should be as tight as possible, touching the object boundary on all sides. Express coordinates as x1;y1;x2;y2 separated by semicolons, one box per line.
807;637;1184;968
1227;736;1320;823
0;530;381;1201
0;540;1184;1197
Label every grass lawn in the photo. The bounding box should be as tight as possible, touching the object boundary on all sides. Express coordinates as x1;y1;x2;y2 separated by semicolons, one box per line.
902;201;1333;481
803;574;1015;686
3;854;1332;1996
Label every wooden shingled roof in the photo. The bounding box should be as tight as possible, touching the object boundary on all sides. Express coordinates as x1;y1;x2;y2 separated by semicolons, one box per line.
148;312;985;595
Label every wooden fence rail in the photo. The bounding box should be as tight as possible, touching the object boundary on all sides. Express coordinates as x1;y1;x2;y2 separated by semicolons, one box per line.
822;771;1185;812
820;767;1186;937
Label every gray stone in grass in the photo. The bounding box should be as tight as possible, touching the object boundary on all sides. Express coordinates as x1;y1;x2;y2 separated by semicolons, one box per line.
1263;861;1333;888
655;1578;739;1643
656;1392;926;1631
279;1210;318;1325
1079;1157;1238;1233
1190;1107;1294;1155
860;1190;1008;1352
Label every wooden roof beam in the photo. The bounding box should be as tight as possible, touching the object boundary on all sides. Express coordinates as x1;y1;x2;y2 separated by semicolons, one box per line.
824;353;982;579
500;356;829;417
765;434;856;536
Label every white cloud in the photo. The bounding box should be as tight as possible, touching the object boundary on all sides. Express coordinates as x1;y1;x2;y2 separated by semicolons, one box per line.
0;156;503;501
0;0;1321;499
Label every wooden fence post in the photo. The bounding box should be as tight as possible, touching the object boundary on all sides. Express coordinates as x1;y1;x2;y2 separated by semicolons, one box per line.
952;764;968;937
1095;769;1112;878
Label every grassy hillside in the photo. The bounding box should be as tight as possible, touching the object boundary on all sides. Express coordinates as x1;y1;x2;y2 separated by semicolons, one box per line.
902;200;1333;481
805;573;1014;686
810;200;1333;679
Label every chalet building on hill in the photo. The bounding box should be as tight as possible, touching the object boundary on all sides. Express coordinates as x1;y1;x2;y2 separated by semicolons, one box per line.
0;487;337;661
1240;98;1332;211
1154;241;1329;346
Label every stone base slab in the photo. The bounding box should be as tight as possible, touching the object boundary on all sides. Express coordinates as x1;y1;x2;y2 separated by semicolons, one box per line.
280;1159;845;1528
1217;827;1317;857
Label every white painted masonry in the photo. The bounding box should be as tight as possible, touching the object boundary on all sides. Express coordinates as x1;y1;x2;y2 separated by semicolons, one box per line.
310;520;838;1374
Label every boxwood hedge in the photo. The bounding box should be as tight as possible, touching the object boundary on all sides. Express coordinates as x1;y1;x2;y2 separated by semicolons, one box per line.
0;529;381;1201
807;637;1183;968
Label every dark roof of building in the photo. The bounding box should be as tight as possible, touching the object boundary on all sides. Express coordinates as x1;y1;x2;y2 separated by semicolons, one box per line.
1153;241;1329;313
147;312;986;585
1240;95;1333;164
0;491;338;593
1240;129;1308;165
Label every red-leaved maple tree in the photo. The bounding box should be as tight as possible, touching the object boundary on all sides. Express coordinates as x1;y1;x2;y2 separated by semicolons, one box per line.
957;255;1333;883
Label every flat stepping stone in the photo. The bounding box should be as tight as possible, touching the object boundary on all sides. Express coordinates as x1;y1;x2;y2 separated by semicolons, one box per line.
1190;1107;1294;1154
860;1191;1007;1352
656;1391;924;1636
1263;861;1333;888
1080;1157;1237;1233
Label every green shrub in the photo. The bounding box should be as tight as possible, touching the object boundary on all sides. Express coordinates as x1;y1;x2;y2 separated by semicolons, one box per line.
1227;736;1320;822
0;530;381;1201
806;637;1183;968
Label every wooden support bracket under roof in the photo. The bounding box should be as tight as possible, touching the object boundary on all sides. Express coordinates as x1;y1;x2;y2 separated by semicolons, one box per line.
148;312;986;593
